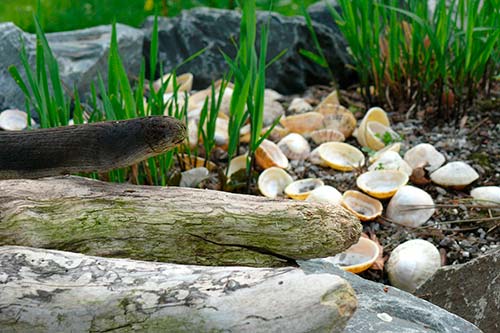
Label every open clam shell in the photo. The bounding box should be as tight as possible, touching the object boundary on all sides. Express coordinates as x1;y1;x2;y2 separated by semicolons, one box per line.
309;147;329;167
470;186;500;208
356;107;390;147
341;190;383;221
280;112;324;135
277;133;311;160
284;178;324;200
255;139;289;170
430;161;479;189
258;167;294;198
365;121;401;151
310;128;345;145
403;143;445;173
0;109;35;131
324;237;380;274
386;186;435;228
226;155;247;182
357;170;409;199
305;185;343;205
317;142;365;171
368;151;413;176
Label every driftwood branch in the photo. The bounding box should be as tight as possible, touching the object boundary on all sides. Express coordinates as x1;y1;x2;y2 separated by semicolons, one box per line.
0;176;361;267
0;246;357;332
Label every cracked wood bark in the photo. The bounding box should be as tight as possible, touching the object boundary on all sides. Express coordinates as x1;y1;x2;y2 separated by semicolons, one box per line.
0;176;361;267
0;246;357;333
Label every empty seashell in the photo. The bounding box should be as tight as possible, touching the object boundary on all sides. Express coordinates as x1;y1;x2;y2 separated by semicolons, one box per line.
306;185;343;205
470;186;500;208
277;133;311;160
368;142;402;164
214;117;229;147
0;109;34;131
319;104;357;138
386;186;435;228
387;239;441;293
284;178;324;200
255;139;289;169
317;142;365;171
258;167;294;198
268;125;290;142
317;89;340;107
309;147;329;167
324;237;380;274
280;112;324;135
357;170;409;199
341;190;383;221
404;143;445;172
356;107;390;147
368;151;413;176
430;161;479;189
288;97;313;114
153;72;193;93
310;128;345;145
226;155;247;181
365;121;401;151
180;167;209;188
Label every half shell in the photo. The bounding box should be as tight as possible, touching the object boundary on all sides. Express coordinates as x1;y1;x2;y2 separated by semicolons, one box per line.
226;155;247;182
310;128;345;145
255;139;289;169
284;178;324;200
258;167;294;198
356;107;390;147
341;190;383;221
470;186;500;208
317;142;365;171
319;104;357;138
305;185;343;205
277;133;311;160
323;237;380;274
365;121;401;151
357;170;409;199
386;186;435;228
430;161;479;189
0;109;34;131
369;142;401;163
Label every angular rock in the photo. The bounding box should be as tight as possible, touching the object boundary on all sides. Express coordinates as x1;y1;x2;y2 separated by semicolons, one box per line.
300;259;482;333
416;248;500;333
0;22;143;112
142;8;354;95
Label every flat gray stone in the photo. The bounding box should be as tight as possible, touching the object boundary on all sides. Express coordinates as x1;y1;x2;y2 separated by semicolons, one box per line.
142;8;354;95
416;248;499;333
300;259;482;333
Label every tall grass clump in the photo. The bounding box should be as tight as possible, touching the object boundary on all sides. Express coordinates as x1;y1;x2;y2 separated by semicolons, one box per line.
328;0;499;121
223;0;283;191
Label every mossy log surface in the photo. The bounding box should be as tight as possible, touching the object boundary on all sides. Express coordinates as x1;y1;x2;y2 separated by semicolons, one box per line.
0;246;357;333
0;176;361;267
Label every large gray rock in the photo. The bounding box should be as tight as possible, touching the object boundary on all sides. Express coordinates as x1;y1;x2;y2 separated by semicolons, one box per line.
142;8;354;94
416;248;500;333
300;259;482;333
0;22;143;112
307;0;341;33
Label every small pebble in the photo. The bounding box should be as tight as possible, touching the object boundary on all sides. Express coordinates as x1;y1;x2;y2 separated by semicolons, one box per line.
377;313;393;322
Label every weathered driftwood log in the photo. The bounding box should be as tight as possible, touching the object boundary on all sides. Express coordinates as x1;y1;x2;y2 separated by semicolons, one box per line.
0;246;357;333
0;176;361;267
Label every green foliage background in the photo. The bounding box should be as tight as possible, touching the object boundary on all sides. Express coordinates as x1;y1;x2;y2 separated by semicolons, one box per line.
0;0;319;33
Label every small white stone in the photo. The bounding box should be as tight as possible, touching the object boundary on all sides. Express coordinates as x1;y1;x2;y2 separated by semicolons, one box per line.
377;312;393;322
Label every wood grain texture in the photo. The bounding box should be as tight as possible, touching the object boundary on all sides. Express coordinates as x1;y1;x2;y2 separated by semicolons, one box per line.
0;116;186;179
0;246;357;332
0;176;361;267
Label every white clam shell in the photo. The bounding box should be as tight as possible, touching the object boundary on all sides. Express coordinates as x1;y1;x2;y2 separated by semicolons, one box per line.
341;190;383;221
255;139;289;169
430;161;479;188
404;143;445;172
365;121;401;151
288;97;313;113
284;178;324;200
387;239;441;293
309;147;329;167
306;185;343;205
310;128;345;145
226;155;247;181
317;142;365;171
356;107;390;147
356;170;409;199
277;133;311;160
0;109;34;131
386;186;435;228
470;186;500;208
257;167;293;198
369;142;401;164
368;151;413;176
